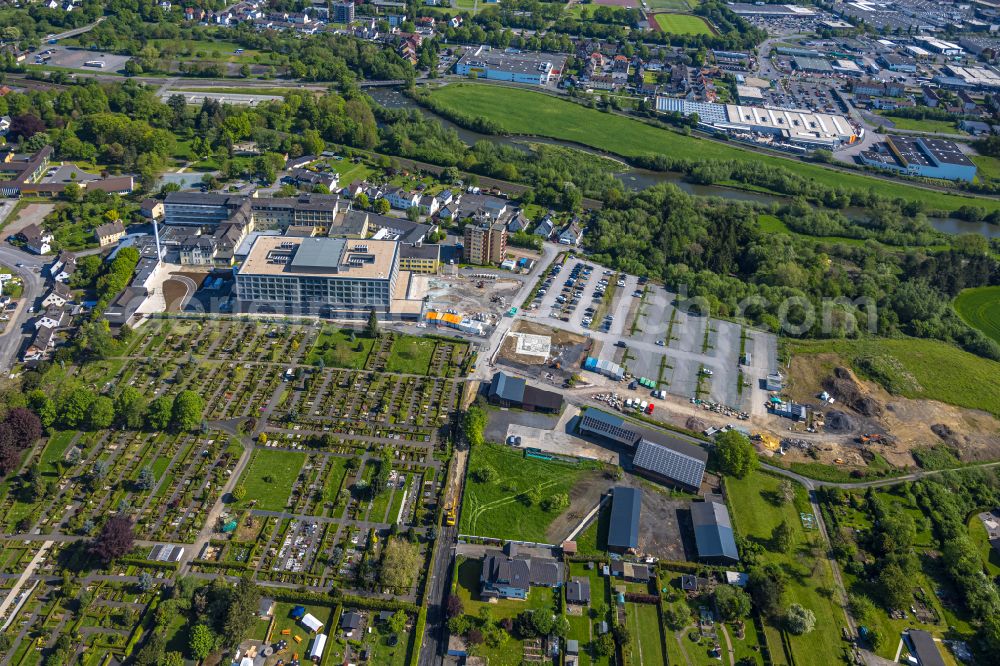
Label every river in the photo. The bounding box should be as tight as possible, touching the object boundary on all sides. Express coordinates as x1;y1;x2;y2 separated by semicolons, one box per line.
368;88;1000;239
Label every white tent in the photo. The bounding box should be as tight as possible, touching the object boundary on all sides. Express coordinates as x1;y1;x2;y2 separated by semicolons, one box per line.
309;633;328;662
301;612;324;633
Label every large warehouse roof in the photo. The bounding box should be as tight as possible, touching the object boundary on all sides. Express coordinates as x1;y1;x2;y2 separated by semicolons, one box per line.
691;500;739;562
607;486;641;551
632;438;707;490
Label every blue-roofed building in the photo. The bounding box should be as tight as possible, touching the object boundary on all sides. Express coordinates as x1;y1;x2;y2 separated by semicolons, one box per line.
607;487;641;554
579;408;707;491
691;500;739;565
632;438;707;491
578;408;641;446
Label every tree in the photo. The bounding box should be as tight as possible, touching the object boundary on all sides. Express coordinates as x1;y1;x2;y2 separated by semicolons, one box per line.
59;387;96;429
446;594;464;619
877;563;911;610
91;514;135;563
147;395;174;431
784;604;816;635
189;624;216;660
114;386;147;429
5;408;42;449
389;610;407;634
715;584;752;621
594;632;616;656
221;577;260;645
771;519;794;553
373;197;390;214
355;192;370;209
232;484;247;502
88;396;115;430
542;492;570;512
714;430;757;478
136;467;154;491
171;390;204;431
137;572;155;592
748;564;786;618
472;465;497;484
366;308;379;338
462;401;487;447
778;479;795;504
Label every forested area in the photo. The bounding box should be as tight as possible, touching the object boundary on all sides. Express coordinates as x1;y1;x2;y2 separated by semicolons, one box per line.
818;472;1000;655
584;183;1000;358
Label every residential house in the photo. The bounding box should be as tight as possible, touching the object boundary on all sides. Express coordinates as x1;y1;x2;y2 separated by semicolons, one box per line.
399;242;440;274
19;224;53;255
340;611;362;636
565;578;591;605
35;307;69;330
506;210;531;233
557;221;583;246
533;215;554;238
140;198;164;220
23;326;56;361
480;547;565;600
463;217;507;265
922;85;940;107
418;194;440;216
94;220;126;247
386;187;421;210
40;282;72;309
49;251;76;282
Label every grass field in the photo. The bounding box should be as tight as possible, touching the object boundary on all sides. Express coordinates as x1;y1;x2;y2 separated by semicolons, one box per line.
878;114;965;135
646;0;698;9
789;337;1000;416
726;472;847;666
652;13;713;35
427;84;1000;212
972;154;1000;181
953;286;1000;345
306;326;374;369
238;449;306;511
969;514;1000;577
459;443;591;541
626;602;667;666
38;431;77;477
385;335;437;374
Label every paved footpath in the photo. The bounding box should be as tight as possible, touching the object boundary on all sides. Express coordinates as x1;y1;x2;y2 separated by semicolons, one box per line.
0;541;53;630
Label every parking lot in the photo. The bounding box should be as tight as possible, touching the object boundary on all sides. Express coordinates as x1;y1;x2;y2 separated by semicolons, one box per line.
31;46;132;73
524;259;777;412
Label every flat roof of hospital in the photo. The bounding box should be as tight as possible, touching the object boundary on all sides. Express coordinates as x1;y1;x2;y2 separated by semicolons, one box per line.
239;236;397;279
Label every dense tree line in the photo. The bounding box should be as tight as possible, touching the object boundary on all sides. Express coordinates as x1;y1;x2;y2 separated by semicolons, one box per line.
584;183;1000;358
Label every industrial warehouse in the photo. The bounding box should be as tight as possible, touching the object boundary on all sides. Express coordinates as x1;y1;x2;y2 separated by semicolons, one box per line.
454;45;567;86
858;136;978;182
655;97;860;151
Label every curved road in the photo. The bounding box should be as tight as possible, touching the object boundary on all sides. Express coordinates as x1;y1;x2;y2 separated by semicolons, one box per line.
0;244;46;372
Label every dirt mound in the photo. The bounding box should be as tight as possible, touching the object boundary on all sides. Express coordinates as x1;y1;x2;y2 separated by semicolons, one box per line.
823;367;884;418
825;410;855;433
685;416;707;433
931;423;962;447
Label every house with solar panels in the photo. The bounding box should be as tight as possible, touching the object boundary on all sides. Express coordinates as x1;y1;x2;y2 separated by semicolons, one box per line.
578;408;707;491
690;499;739;565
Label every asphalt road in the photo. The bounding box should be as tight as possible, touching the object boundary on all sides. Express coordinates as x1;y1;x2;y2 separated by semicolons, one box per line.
0;243;46;372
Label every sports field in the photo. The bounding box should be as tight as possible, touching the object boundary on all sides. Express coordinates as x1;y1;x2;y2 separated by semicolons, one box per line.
954;286;1000;345
651;13;713;35
426;84;1000;213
